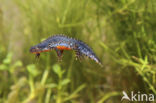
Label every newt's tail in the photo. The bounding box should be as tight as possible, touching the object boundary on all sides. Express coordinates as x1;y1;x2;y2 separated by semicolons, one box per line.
76;40;103;66
88;53;103;66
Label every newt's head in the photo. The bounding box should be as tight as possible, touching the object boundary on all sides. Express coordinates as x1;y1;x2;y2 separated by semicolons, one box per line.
30;43;51;54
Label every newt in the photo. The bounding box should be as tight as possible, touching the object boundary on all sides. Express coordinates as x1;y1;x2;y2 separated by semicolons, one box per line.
30;35;102;66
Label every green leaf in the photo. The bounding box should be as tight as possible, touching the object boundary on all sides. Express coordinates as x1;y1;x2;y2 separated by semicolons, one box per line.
3;53;13;64
0;64;8;70
13;60;23;67
45;83;57;88
64;84;86;101
61;79;70;86
41;70;49;85
97;92;121;103
27;64;40;77
53;64;63;78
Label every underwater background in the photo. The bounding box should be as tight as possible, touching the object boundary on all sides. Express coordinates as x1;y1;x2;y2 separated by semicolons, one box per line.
0;0;156;103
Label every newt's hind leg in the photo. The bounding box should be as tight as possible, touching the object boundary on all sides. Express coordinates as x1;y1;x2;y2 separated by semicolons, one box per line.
75;50;83;62
55;48;64;62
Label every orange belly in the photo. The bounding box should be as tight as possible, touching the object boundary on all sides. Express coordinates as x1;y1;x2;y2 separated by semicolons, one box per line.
56;46;71;50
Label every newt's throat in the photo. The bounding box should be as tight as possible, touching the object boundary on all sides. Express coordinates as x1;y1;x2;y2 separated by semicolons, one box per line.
31;46;70;54
32;49;51;54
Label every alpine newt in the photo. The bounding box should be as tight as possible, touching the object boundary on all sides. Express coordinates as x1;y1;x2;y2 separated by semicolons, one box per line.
30;35;102;66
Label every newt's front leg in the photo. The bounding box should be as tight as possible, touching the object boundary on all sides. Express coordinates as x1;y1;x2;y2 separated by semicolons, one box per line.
35;53;40;58
55;48;64;62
